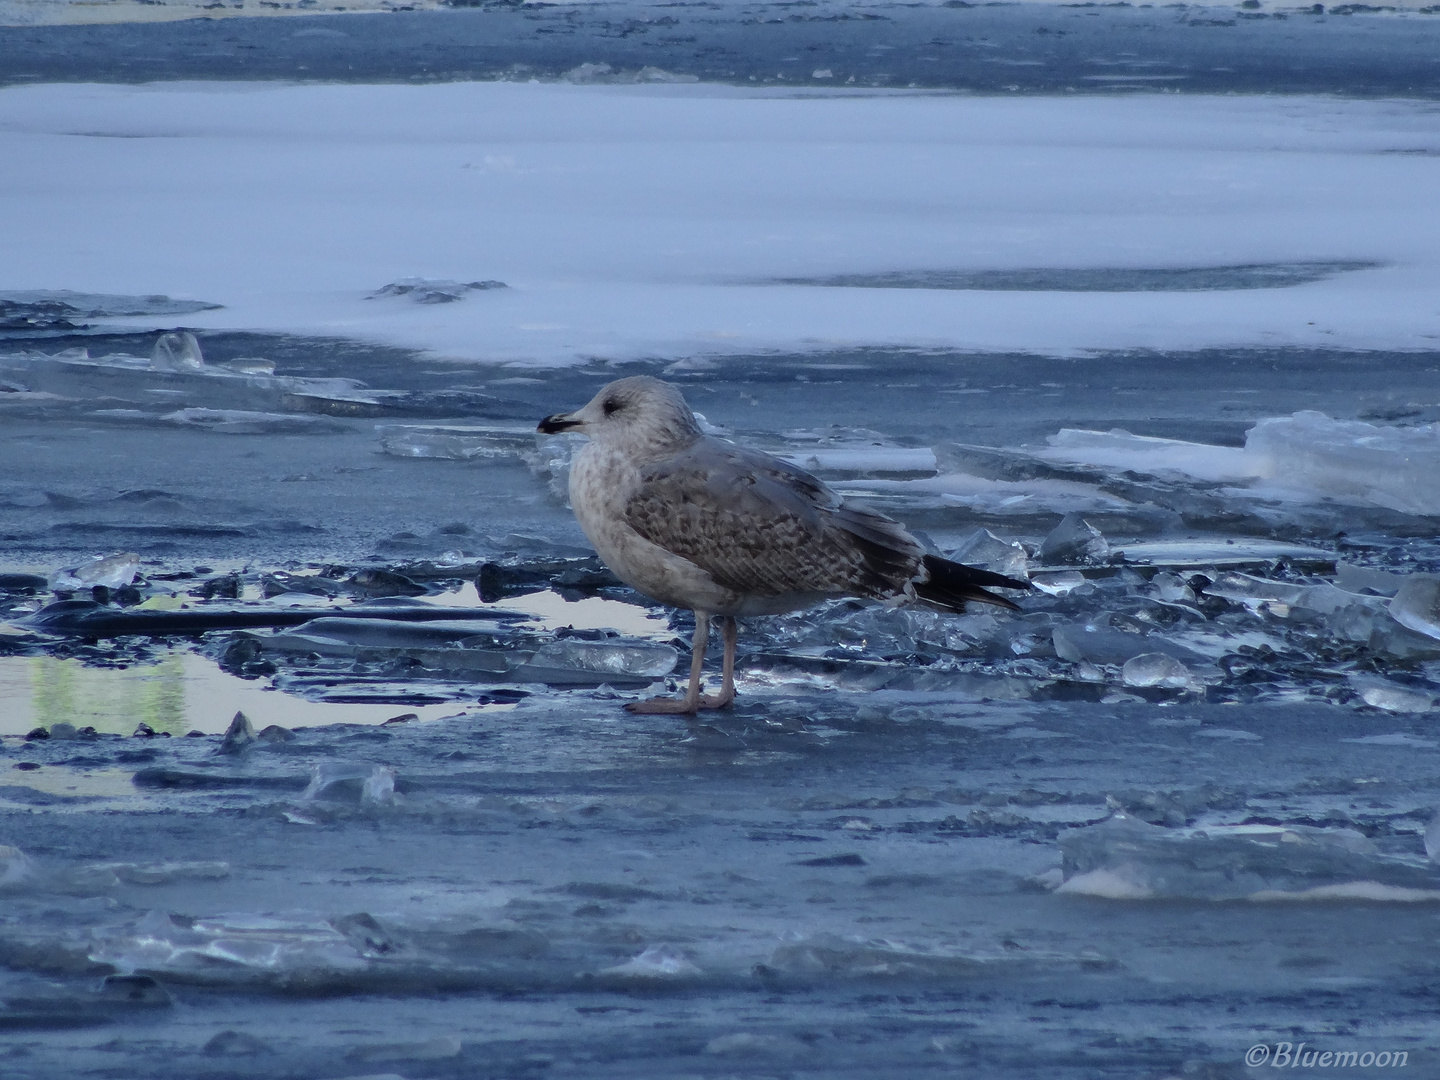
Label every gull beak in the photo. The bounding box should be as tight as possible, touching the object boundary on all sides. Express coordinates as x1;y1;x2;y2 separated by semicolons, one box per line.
537;411;582;435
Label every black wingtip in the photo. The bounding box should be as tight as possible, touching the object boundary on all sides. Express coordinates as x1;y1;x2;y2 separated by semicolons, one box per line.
916;554;1029;613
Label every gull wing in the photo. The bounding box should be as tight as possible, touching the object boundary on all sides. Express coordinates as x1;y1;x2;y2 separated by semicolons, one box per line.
623;438;923;600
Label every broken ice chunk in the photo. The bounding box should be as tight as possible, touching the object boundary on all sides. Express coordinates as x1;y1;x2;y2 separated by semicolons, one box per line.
162;408;350;435
215;357;275;375
330;912;405;957
1040;427;1253;482
150;331;206;371
302;761;395;803
1203;572;1305;609
1348;676;1434;713
778;445;938;479
217;711;256;753
1288;583;1391;642
949;528;1029;580
1389;575;1440;641
1368;617;1440;661
1113;538;1334;569
1336;562;1406;597
1425;813;1440;864
529;432;583;504
50;551;141;592
0;844;34;888
1030;570;1086;596
1149;572;1195;603
601;945;701;979
90;911;367;978
1052;622;1205;667
1245;411;1440;517
1121;653;1199;691
1058;814;1440;900
527;639;678;678
376;423;536;462
1039;513;1109;565
361;767;397;806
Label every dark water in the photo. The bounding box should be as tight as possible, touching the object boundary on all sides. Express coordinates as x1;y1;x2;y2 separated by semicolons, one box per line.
4;0;1440;96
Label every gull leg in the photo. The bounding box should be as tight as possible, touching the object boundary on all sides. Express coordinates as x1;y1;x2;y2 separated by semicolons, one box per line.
626;611;709;714
698;615;737;709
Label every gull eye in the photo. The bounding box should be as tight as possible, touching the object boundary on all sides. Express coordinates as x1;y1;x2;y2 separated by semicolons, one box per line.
602;397;621;417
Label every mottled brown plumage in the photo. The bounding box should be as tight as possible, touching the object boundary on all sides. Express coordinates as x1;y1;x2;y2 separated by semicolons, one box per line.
538;376;1027;714
624;440;922;602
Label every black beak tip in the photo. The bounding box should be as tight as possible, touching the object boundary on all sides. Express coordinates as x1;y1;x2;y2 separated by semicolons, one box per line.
538;413;579;435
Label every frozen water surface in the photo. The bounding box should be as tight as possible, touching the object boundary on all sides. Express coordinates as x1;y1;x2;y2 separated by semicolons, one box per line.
5;331;1440;1077
5;5;1440;1077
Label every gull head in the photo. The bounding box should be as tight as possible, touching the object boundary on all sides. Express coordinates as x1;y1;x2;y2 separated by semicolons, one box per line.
538;376;702;455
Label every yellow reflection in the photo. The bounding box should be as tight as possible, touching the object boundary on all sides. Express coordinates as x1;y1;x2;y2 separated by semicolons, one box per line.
29;654;186;735
0;651;502;737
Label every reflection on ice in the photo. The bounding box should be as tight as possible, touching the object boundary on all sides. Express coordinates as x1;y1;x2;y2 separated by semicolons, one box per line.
0;651;469;737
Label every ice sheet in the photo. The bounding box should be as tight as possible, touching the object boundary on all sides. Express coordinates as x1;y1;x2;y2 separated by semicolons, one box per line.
3;84;1440;366
1039;411;1440;517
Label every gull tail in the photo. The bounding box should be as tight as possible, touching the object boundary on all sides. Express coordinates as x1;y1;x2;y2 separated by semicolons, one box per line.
915;554;1028;613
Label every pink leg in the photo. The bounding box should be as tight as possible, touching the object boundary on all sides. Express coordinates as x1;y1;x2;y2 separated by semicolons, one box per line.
625;611;709;714
698;615;737;709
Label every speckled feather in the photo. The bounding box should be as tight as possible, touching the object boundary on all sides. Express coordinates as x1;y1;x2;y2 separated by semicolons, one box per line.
623;439;924;601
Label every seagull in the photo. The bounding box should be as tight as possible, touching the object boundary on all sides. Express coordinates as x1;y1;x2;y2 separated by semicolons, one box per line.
538;377;1027;714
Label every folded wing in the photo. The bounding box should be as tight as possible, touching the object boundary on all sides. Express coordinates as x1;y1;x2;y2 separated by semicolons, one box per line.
623;439;924;601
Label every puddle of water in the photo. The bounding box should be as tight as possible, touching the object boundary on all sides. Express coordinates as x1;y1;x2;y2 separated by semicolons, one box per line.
0;651;478;737
0;585;664;737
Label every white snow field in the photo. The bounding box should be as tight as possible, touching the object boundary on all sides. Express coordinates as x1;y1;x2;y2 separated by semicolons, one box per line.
3;80;1440;366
